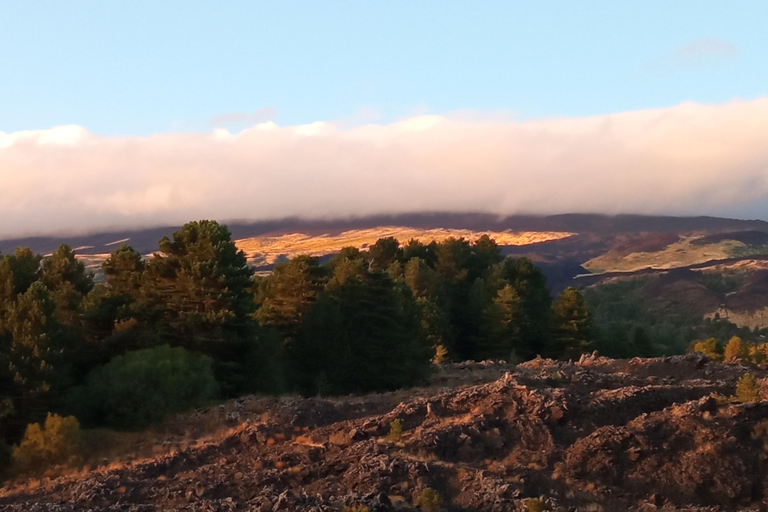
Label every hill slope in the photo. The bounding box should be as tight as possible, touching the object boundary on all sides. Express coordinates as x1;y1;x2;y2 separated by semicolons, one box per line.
2;355;767;511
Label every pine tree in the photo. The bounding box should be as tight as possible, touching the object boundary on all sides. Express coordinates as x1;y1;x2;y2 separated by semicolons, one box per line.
480;284;522;360
291;269;430;395
551;287;592;360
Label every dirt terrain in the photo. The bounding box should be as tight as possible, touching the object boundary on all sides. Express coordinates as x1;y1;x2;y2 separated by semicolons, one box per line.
2;355;768;511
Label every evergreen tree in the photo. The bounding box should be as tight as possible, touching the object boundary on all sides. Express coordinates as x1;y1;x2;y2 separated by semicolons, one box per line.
256;255;328;341
139;221;257;394
402;239;438;266
367;237;402;271
551;287;592;360
480;284;522;360
1;282;69;436
40;245;93;328
0;248;42;298
403;257;437;299
499;258;553;358
81;245;146;347
291;270;430;395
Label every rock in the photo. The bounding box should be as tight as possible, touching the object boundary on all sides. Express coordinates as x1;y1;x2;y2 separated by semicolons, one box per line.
2;356;767;512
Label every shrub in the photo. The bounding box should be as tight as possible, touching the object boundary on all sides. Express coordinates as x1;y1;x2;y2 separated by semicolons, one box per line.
415;487;443;510
432;344;448;365
342;505;369;512
733;373;760;404
69;345;218;430
524;498;547;512
724;336;749;362
387;419;403;442
688;338;722;361
12;414;81;475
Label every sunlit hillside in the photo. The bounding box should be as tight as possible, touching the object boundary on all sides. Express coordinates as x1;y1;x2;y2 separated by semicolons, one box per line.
583;234;768;273
234;226;574;267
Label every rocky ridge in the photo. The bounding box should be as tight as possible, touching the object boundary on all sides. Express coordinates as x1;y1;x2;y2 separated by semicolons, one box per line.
1;355;767;511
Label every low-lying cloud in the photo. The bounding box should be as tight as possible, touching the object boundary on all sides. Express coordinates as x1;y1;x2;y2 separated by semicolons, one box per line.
2;98;768;239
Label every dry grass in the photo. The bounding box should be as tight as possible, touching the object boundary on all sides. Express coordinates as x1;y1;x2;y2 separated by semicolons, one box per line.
583;236;748;273
75;227;573;274
235;226;573;266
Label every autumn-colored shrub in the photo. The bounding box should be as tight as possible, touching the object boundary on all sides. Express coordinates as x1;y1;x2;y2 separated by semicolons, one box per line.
687;338;722;361
12;414;81;475
415;487;443;510
387;419;403;442
342;505;369;512
724;336;749;362
524;497;548;512
733;373;760;403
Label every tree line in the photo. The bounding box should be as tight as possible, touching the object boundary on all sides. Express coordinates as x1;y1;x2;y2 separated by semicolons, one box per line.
0;220;592;473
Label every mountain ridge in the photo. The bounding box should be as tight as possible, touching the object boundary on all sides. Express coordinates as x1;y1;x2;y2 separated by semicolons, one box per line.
3;213;768;257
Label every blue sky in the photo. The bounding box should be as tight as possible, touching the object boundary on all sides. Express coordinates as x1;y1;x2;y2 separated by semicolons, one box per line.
2;2;768;236
2;1;765;135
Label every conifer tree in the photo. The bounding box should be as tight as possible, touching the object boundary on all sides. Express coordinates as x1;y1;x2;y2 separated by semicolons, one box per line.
551;287;592;360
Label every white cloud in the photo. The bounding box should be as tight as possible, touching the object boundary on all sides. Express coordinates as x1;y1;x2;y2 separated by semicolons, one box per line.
1;98;768;238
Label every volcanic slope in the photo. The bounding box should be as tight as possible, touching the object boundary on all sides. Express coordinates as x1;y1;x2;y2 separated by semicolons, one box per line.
3;355;768;511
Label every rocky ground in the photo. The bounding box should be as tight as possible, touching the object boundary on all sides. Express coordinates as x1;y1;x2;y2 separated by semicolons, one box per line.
2;354;768;511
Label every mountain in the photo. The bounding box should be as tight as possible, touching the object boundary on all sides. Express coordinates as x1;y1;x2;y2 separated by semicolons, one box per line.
4;213;768;329
2;213;767;257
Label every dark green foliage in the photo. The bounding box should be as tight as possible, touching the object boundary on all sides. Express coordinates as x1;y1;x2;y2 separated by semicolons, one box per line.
584;278;767;357
0;221;612;478
699;272;739;295
403;257;436;299
498;258;553;359
85;221;259;395
290;269;431;395
144;220;256;343
367;237;402;270
551;288;592;360
0;248;42;299
480;284;522;360
68;345;217;430
402;239;437;266
256;255;328;341
1;282;71;437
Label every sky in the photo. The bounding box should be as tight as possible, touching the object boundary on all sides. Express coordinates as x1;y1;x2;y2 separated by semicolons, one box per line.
1;1;768;237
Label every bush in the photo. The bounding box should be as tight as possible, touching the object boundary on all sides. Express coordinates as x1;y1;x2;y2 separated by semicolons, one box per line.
724;336;749;362
68;345;218;430
733;373;760;404
688;338;722;361
387;419;403;442
12;414;80;475
415;487;443;510
524;498;547;512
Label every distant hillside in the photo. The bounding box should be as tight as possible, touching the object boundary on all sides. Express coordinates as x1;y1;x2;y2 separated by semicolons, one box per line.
2;213;767;256
4;213;768;328
236;226;572;267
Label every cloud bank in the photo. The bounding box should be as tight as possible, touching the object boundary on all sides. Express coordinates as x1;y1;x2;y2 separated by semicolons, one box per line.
2;98;768;238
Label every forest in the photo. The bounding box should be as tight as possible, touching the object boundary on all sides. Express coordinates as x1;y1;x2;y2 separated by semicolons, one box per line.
0;219;680;475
